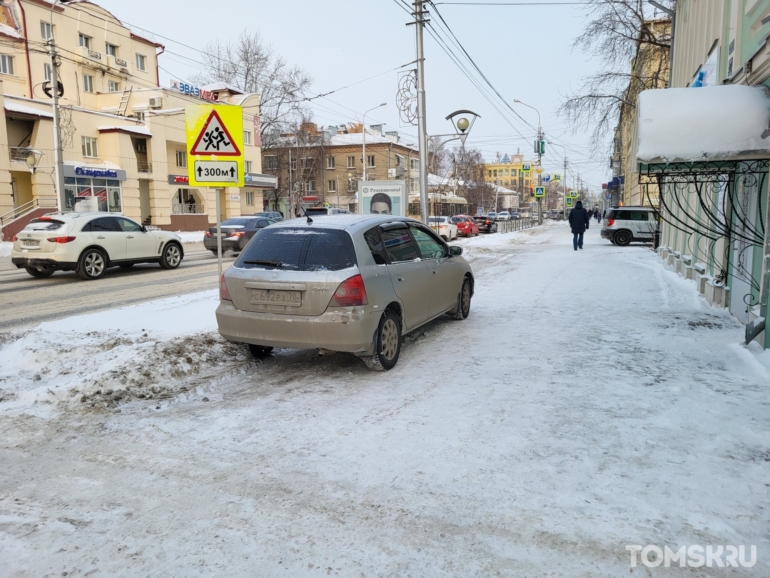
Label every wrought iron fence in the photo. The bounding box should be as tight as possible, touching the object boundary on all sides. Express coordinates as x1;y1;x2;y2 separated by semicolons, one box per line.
172;203;205;214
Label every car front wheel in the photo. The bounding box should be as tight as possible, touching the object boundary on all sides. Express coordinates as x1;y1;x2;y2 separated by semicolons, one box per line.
160;243;182;269
77;248;107;280
366;310;402;371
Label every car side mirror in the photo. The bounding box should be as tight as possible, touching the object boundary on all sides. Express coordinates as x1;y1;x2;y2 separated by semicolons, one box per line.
449;246;463;257
141;225;147;233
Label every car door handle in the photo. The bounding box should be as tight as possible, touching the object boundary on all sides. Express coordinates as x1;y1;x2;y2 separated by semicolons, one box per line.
432;270;437;275
127;235;135;239
97;235;105;239
396;277;405;282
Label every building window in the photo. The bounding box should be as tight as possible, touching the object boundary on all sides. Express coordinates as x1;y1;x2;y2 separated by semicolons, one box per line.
83;74;94;93
134;111;146;122
0;54;14;75
410;158;419;170
367;155;375;168
40;21;53;40
79;34;91;49
81;136;99;158
301;157;314;169
290;159;296;171
395;154;404;167
136;53;146;72
410;178;417;191
44;63;52;82
108;80;120;92
328;179;336;192
327;156;335;169
264;155;277;170
243;130;252;145
307;180;316;192
245;160;252;173
175;151;186;168
106;43;118;57
488;170;492;177
347;156;355;168
246;191;254;206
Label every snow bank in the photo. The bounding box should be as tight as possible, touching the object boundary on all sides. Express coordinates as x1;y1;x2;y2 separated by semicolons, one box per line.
174;231;206;243
637;85;770;162
0;290;225;412
0;242;12;257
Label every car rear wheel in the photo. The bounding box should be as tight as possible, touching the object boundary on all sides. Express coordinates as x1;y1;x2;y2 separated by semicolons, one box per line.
366;310;401;371
614;230;632;246
452;277;472;319
77;248;107;280
160;243;182;269
25;266;54;278
248;344;274;358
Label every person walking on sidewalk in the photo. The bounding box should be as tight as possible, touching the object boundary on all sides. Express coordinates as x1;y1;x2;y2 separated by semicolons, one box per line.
568;200;590;251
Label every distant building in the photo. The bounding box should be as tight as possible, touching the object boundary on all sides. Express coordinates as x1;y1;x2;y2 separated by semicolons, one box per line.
481;152;544;209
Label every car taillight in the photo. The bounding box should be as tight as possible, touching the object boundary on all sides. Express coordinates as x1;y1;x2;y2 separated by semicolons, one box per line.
204;231;211;238
38;216;51;221
11;235;17;242
229;231;246;237
606;219;615;226
219;274;232;301
330;274;368;307
47;236;76;243
485;220;491;224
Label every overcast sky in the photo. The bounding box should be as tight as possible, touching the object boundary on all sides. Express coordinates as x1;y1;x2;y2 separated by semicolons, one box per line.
99;0;608;191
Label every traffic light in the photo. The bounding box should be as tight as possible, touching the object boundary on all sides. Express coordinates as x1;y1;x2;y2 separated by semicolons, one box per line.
540;140;545;155
534;140;545;155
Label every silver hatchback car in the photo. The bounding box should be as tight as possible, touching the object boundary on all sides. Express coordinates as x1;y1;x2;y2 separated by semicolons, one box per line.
216;215;474;370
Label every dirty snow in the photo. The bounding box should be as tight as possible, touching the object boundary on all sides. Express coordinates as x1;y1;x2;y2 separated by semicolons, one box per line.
0;242;11;257
0;223;768;576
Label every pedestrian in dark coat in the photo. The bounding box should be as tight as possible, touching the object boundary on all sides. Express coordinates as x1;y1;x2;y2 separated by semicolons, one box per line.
568;200;590;250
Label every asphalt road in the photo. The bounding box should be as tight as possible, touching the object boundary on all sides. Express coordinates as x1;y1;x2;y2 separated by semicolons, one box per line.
0;242;235;332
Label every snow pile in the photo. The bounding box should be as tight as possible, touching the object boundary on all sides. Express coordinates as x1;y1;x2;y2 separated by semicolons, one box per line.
175;231;206;243
0;242;12;257
637;85;770;162
0;290;230;413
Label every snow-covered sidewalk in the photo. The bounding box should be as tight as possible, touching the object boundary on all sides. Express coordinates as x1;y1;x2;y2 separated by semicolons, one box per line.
0;223;768;576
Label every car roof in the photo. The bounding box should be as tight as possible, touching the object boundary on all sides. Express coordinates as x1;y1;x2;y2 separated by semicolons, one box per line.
270;214;420;233
38;212;128;221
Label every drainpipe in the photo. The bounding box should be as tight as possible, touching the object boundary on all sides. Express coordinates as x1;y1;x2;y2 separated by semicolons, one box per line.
155;44;165;87
17;1;34;98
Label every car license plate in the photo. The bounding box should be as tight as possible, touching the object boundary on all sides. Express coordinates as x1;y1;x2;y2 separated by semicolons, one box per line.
250;289;301;306
22;239;40;248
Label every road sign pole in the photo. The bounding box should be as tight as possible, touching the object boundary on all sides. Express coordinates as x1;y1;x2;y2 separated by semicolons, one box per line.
215;188;222;280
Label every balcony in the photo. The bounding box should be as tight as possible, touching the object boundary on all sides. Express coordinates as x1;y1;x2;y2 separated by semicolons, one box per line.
78;45;103;65
137;160;152;173
173;203;205;214
9;147;38;164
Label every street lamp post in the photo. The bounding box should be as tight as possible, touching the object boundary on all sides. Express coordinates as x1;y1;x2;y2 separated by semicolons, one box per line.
513;99;543;225
362;102;386;182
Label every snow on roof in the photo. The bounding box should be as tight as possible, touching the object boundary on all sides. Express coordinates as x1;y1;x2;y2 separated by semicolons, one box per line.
0;22;21;39
98;125;152;137
329;132;418;150
5;102;53;119
200;82;244;95
637;86;770;163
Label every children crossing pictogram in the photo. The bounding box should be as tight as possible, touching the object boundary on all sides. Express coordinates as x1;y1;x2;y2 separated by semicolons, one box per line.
189;110;241;156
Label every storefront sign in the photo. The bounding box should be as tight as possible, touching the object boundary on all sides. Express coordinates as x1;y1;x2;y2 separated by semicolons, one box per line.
63;164;126;181
168;175;190;184
229;194;241;202
244;173;278;188
171;80;217;102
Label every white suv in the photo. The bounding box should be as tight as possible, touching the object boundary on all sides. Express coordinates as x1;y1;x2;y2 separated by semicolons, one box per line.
11;212;184;280
600;207;657;246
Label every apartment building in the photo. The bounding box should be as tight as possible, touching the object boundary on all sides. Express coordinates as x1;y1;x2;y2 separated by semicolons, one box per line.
262;123;420;216
0;0;274;239
482;152;543;208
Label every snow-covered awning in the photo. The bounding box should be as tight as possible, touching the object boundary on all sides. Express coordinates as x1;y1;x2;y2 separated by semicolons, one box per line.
98;125;152;137
5;102;53;119
637;86;770;163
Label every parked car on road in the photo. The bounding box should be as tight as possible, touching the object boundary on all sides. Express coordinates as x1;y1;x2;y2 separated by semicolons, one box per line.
428;216;458;240
601;207;657;246
486;212;498;221
216;215;474;370
255;211;284;222
11;213;184;280
510;212;521;220
451;215;479;237
204;217;277;255
473;215;498;234
496;211;511;221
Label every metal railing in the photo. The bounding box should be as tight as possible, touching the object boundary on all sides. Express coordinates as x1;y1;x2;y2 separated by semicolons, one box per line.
137;160;152;173
496;218;535;233
172;203;205;214
0;197;58;227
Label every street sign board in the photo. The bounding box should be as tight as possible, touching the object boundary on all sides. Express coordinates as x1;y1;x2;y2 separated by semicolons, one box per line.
553;173;561;181
542;174;551;182
566;197;574;207
534;186;546;198
522;163;531;174
193;160;239;183
186;105;244;187
569;190;578;198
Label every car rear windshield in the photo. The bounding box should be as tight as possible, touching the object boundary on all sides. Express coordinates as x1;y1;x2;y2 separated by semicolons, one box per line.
236;227;357;271
221;218;252;227
24;218;65;231
451;216;465;223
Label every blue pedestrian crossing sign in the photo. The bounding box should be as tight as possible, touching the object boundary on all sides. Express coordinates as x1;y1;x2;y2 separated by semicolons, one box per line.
534;186;546;198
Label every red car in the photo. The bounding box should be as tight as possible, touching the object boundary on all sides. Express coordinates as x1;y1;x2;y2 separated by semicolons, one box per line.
452;215;479;237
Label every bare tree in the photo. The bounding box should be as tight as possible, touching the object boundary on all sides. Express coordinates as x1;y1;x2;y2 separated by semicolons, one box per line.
558;0;673;153
195;32;313;149
450;147;495;212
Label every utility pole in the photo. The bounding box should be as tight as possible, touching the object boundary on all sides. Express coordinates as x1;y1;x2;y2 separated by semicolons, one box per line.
48;38;65;212
536;125;543;225
562;154;568;220
411;0;430;223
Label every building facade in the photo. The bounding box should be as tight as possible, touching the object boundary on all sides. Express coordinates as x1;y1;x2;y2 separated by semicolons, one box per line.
0;0;273;239
482;152;546;212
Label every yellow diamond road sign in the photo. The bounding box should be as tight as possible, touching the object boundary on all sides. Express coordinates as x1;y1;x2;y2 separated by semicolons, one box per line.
186;105;244;187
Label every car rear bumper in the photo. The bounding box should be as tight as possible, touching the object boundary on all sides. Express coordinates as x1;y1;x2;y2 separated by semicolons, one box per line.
600;228;612;239
204;238;243;252
216;301;380;354
12;257;77;270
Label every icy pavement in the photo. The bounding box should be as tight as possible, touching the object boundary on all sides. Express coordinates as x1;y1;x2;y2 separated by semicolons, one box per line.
0;224;768;576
